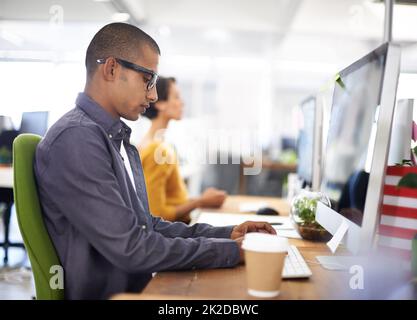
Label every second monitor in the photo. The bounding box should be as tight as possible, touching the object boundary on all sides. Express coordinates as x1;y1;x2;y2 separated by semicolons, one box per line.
296;95;323;191
316;42;401;255
19;111;49;136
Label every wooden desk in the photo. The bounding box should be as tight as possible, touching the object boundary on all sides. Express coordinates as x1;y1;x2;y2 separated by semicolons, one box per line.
139;195;352;300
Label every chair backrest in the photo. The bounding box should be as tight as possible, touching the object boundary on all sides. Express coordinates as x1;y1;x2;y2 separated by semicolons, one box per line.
13;134;64;300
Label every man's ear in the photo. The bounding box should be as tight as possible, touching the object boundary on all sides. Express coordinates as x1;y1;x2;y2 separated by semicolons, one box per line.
102;58;117;81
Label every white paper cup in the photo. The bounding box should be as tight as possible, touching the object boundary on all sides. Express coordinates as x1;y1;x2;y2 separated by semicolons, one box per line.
242;233;288;298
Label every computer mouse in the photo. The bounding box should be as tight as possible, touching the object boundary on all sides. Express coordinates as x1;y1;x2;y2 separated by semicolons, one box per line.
256;207;280;216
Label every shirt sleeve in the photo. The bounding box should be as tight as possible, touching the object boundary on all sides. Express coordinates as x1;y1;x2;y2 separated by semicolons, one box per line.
151;216;236;239
38;125;240;273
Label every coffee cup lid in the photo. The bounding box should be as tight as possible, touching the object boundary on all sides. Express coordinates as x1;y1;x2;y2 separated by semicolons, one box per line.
242;233;288;253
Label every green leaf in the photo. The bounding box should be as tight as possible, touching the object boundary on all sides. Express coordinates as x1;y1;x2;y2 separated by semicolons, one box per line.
293;196;320;224
335;74;346;89
398;173;417;189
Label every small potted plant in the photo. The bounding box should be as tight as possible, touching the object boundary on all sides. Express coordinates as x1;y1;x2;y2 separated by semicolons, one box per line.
290;190;332;241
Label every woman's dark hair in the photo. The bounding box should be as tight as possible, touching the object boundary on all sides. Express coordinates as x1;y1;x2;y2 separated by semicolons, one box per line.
143;76;176;119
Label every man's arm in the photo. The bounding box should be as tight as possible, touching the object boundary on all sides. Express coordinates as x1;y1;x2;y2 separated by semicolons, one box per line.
151;216;235;239
151;216;277;240
37;125;240;273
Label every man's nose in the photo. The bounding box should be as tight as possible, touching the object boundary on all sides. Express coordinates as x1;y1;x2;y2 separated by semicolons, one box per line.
147;86;158;103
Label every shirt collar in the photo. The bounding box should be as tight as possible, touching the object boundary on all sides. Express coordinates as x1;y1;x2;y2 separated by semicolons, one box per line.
75;92;132;145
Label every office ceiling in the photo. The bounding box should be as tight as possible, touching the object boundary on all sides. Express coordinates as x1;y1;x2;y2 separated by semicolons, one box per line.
0;0;115;22
1;0;417;90
1;0;415;37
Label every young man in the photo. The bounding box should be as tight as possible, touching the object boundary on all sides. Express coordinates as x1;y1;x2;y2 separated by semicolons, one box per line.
34;23;275;300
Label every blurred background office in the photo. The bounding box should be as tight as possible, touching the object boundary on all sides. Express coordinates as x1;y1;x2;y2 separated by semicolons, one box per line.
0;0;417;298
1;0;417;197
0;0;417;196
1;0;417;299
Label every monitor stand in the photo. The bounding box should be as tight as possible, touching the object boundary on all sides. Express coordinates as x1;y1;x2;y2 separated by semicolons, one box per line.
316;254;402;271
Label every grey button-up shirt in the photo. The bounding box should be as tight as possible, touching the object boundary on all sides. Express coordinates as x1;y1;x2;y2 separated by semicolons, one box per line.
34;92;240;300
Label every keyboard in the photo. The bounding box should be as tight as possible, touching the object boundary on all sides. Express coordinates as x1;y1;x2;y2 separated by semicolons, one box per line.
282;245;312;279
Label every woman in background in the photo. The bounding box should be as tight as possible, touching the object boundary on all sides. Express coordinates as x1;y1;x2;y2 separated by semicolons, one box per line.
138;76;227;223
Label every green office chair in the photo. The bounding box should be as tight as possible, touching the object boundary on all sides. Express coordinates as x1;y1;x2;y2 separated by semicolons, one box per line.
13;134;64;300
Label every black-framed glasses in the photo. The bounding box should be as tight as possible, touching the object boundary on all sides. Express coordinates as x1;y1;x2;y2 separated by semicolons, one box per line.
96;57;158;91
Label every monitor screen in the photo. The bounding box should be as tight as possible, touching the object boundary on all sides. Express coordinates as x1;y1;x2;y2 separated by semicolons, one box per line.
297;96;316;186
320;45;387;227
20;111;48;136
281;137;297;151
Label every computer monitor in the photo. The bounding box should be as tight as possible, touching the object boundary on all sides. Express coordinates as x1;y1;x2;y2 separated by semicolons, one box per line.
387;99;414;165
0;115;14;133
19;111;49;136
316;43;401;256
296;96;323;190
281;137;297;151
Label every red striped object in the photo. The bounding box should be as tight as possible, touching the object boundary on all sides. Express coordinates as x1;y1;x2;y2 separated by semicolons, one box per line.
377;166;417;260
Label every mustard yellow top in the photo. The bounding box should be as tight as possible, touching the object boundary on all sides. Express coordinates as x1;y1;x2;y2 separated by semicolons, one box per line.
139;141;188;221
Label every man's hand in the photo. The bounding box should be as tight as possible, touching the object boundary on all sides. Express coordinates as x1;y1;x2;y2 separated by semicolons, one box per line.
234;236;245;263
230;221;277;240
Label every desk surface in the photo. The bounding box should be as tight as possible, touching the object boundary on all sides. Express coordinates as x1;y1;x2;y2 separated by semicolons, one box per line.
139;195;352;300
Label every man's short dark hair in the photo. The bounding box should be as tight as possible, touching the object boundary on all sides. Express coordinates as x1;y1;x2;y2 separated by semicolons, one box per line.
85;22;160;79
143;76;176;119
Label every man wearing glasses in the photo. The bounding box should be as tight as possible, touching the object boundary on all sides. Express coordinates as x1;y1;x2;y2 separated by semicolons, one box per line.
34;22;275;300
